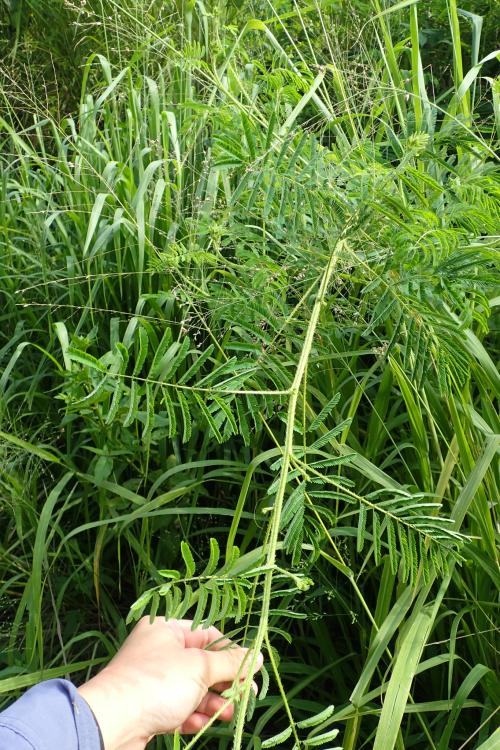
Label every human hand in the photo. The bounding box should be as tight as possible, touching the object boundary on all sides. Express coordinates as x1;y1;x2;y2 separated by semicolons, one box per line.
77;617;263;750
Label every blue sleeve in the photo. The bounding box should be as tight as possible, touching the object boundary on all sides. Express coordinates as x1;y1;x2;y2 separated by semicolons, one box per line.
0;679;103;750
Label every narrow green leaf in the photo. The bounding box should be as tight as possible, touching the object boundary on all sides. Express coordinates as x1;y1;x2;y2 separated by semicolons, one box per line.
0;430;62;465
373;610;433;750
0;659;107;694
83;192;109;257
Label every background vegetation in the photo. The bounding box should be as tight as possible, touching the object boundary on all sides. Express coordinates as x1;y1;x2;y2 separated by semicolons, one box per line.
0;1;498;749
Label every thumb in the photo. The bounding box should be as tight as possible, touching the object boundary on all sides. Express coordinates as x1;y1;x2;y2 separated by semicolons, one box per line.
204;648;263;687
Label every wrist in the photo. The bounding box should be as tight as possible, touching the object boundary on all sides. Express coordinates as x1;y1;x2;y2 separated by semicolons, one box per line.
78;668;149;750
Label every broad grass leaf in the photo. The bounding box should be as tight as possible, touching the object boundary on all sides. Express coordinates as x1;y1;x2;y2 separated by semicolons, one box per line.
373;610;433;750
0;430;62;465
437;665;493;749
0;660;107;694
83;192;109;257
474;729;500;750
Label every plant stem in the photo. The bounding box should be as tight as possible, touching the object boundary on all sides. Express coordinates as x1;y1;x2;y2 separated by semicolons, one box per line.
232;239;343;749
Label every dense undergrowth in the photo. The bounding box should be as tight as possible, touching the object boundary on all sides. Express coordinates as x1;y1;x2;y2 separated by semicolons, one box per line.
0;1;499;749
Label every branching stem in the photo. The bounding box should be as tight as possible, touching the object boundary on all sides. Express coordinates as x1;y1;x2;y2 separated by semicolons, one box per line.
232;239;343;749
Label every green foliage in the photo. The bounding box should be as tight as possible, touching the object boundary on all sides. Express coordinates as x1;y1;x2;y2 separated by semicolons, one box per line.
0;2;499;750
128;540;313;632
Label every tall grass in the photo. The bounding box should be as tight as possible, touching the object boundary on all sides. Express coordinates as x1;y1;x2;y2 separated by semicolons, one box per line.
0;1;499;749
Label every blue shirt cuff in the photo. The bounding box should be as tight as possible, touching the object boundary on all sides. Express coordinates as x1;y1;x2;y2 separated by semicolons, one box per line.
0;678;102;750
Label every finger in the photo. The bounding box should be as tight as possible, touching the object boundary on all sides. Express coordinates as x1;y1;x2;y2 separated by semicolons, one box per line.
211;680;232;693
202;646;248;686
203;647;263;687
171;621;232;651
196;692;234;721
179;712;211;734
178;695;235;735
134;618;231;652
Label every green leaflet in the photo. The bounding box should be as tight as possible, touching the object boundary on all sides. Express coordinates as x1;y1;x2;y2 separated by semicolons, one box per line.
309;419;353;450
308;393;341;432
177;390;192;443
105;344;128;424
261;726;293;748
297;705;335;728
149;328;173;379
133;325;149;377
123;378;139;428
66;348;106;373
202;537;220;576
162;386;177;438
181;541;196;578
280;484;306;530
156;336;190;383
304;728;340;747
356;503;367;553
194;392;223;442
192;586;209;628
178;344;215;384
